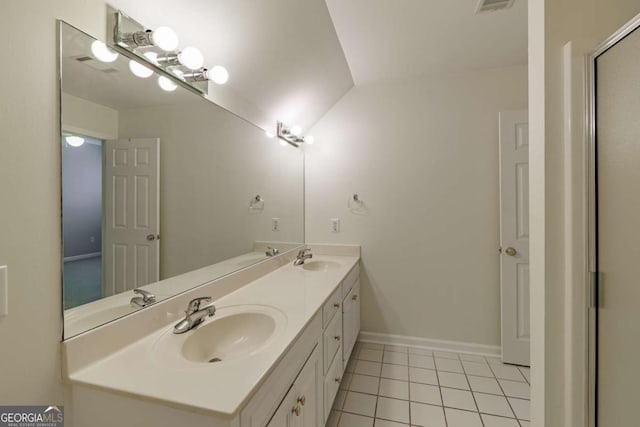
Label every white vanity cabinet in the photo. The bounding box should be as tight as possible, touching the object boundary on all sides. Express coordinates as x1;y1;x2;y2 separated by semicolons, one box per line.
267;345;321;427
342;280;360;369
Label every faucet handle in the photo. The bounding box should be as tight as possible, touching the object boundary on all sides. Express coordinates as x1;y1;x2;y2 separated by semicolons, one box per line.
187;296;212;313
298;248;311;256
133;288;156;303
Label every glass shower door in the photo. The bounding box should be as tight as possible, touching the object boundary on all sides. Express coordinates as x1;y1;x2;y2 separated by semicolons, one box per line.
595;21;640;427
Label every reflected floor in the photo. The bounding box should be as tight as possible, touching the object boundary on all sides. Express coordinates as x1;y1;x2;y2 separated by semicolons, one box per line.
64;256;102;309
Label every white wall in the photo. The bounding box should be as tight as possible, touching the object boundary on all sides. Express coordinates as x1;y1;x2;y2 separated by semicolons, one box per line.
0;0;110;413
306;65;528;347
528;1;640;425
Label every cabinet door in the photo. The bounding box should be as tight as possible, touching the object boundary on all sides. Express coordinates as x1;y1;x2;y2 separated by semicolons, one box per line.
343;280;361;367
267;386;296;427
293;345;321;427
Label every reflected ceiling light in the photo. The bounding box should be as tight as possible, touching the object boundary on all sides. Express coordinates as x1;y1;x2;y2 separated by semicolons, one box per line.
129;59;153;78
290;125;302;137
158;76;177;91
65;135;85;147
91;40;118;63
265;131;275;139
304;135;315;145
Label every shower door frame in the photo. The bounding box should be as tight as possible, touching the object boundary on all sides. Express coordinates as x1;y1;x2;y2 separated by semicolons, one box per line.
586;12;640;427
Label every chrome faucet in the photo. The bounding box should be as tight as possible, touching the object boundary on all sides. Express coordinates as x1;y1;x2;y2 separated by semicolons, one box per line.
293;248;312;266
173;297;216;334
130;289;156;308
265;246;280;257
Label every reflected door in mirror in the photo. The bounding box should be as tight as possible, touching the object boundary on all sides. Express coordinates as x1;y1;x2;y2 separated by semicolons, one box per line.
103;138;160;296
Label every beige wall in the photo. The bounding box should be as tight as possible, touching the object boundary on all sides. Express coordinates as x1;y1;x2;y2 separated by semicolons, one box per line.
61;93;118;140
529;0;640;425
0;0;109;411
306;65;528;347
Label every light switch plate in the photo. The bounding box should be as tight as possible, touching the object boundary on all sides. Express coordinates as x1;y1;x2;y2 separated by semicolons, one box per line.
0;266;7;316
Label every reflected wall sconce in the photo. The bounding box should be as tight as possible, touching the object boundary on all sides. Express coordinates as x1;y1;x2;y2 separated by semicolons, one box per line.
64;135;85;147
112;10;229;96
277;122;315;147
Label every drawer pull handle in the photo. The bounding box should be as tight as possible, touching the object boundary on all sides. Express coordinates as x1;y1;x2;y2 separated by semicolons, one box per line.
335;377;341;383
297;395;306;406
334;335;341;341
352;294;358;300
292;404;301;416
333;303;340;308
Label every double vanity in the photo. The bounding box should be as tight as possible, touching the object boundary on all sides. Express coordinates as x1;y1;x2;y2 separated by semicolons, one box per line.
63;245;361;427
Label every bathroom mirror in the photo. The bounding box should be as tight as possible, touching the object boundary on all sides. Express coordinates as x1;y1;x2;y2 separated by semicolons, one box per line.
60;21;304;338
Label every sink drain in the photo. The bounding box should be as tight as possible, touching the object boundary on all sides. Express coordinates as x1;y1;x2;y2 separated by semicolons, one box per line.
208;357;222;363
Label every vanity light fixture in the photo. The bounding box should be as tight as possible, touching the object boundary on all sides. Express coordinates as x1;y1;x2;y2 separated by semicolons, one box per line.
65;135;85;147
118;26;179;52
113;10;230;95
276;122;314;147
91;40;118;63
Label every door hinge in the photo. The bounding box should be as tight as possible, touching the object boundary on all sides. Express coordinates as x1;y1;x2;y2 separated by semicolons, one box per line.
588;271;603;308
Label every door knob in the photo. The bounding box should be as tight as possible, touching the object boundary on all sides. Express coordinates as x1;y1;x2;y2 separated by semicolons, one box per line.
146;234;156;241
505;247;517;256
297;395;306;406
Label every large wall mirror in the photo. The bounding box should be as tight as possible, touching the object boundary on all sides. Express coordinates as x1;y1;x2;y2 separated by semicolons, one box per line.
60;21;304;338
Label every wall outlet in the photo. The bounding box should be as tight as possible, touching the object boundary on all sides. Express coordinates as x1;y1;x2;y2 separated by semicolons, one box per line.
331;218;340;233
0;266;7;317
272;218;280;232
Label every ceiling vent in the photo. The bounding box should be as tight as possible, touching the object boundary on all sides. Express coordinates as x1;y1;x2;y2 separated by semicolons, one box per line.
476;0;515;13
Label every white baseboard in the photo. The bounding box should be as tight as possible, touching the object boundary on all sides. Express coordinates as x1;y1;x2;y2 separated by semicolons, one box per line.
64;252;101;263
358;331;501;357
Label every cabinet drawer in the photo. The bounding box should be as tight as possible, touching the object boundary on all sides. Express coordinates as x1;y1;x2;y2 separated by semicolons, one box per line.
342;263;360;298
323;347;344;422
322;286;342;328
323;308;343;374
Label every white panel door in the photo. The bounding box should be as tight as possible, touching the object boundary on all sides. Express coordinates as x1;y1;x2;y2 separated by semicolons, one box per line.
103;138;160;297
499;110;530;366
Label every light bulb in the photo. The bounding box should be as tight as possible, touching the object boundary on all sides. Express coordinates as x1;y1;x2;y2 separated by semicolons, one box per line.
279;139;287;146
178;47;204;70
143;51;158;65
152;26;179;52
158;76;177;91
290;125;302;137
207;65;229;85
91;40;118;63
265;131;275;139
129;60;153;78
305;135;315;145
65;135;85;147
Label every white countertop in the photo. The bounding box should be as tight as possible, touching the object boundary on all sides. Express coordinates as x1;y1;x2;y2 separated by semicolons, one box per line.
66;254;359;417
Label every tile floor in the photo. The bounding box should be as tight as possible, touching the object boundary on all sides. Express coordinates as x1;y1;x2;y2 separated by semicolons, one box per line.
326;342;530;427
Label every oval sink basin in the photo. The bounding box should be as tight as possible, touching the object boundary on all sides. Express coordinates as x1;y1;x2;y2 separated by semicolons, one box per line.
153;305;287;366
182;312;275;363
302;260;341;272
